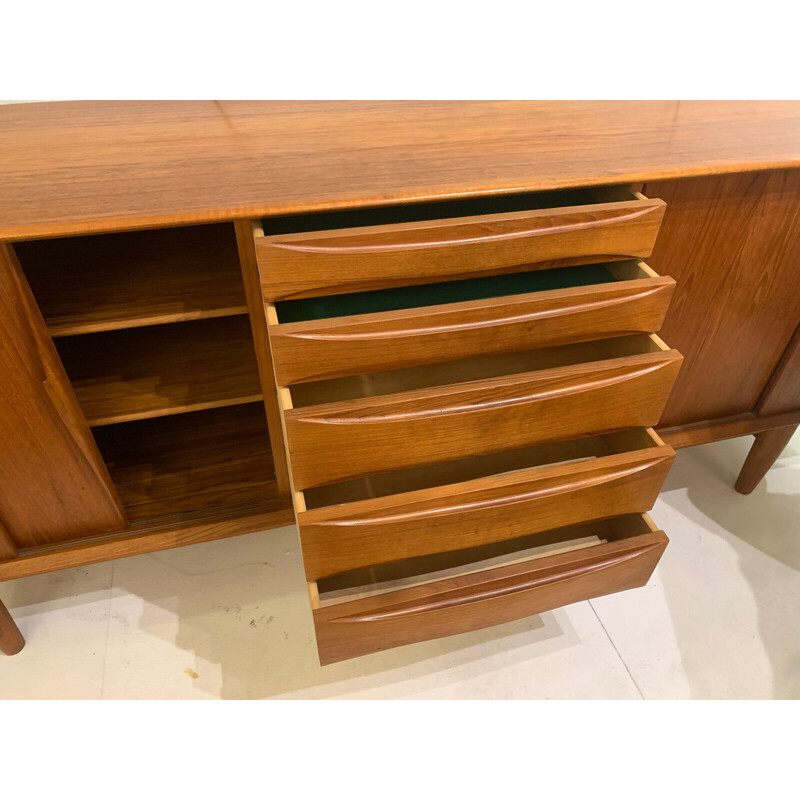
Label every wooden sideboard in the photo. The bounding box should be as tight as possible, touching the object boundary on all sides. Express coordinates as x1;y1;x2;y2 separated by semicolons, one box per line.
1;101;798;663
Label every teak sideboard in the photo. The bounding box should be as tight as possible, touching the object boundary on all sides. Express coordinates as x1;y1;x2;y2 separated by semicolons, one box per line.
1;101;799;664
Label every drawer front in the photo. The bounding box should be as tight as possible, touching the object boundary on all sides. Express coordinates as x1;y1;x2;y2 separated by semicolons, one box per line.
284;347;682;489
270;263;676;385
298;432;674;580
312;516;668;664
256;194;666;301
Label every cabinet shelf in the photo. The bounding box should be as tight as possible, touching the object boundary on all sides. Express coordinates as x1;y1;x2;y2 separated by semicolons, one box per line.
15;224;248;337
93;403;281;525
56;316;263;426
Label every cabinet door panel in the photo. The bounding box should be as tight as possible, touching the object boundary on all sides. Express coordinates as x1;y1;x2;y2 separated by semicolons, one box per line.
757;325;800;416
0;244;126;550
644;170;800;427
0;519;16;561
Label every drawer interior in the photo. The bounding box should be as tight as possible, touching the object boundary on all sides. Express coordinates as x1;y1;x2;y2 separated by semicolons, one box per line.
276;260;656;324
303;427;666;510
315;513;660;606
262;186;637;237
290;332;672;408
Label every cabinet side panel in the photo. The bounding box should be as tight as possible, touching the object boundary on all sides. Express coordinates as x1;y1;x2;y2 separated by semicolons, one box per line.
0;244;127;548
644;170;800;427
234;220;293;504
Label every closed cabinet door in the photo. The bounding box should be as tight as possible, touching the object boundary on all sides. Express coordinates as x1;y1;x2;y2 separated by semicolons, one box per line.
0;244;126;557
644;170;800;427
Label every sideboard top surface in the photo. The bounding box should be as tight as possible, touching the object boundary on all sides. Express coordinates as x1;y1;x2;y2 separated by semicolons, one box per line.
2;100;800;241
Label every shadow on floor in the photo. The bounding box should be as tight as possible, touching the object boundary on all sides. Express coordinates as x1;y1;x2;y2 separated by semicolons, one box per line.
118;547;572;699
3;526;581;698
657;434;800;698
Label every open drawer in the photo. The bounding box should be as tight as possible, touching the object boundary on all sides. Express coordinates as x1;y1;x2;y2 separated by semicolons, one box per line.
268;259;676;384
310;513;668;664
254;186;666;301
280;333;682;489
297;427;674;580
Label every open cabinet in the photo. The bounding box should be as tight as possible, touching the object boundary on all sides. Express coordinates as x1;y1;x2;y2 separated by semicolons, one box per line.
0;223;293;597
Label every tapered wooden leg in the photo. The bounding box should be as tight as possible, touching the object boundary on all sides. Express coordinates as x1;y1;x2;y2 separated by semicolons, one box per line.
735;425;799;495
0;597;24;655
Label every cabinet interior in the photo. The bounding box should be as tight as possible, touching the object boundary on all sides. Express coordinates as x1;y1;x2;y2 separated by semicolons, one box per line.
16;225;249;336
15;223;280;528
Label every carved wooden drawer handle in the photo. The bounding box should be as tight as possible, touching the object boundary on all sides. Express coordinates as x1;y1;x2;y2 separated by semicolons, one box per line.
284;283;668;342
270;205;660;254
292;358;670;425
331;541;661;624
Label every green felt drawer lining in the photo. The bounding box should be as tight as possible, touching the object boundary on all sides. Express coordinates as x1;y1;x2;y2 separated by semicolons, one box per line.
277;263;618;324
262;189;597;236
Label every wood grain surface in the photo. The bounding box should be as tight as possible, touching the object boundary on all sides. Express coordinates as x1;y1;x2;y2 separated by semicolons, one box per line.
56;316;263;426
269;265;675;384
255;194;664;300
644;170;800;427
0;244;127;549
313;519;667;664
285;342;682;488
734;425;799;495
0;507;295;582
756;324;800;417
298;439;674;580
92;403;281;525
0;599;25;655
234;220;294;504
658;409;800;449
2;101;800;241
0;519;18;562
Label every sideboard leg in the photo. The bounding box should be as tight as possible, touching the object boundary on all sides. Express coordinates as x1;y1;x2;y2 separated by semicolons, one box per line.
735;424;799;495
0;597;24;655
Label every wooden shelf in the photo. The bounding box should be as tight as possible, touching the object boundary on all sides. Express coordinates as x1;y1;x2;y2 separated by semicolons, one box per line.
15;224;248;336
56;316;263;426
92;403;281;525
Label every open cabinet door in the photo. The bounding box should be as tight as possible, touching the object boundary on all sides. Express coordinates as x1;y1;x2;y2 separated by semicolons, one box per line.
0;243;127;556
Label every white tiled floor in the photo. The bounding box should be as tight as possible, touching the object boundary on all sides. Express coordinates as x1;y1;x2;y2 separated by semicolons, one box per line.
1;432;798;699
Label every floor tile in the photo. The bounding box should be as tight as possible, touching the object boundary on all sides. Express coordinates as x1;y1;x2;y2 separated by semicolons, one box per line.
96;525;639;699
591;433;800;699
0;562;113;699
278;600;642;700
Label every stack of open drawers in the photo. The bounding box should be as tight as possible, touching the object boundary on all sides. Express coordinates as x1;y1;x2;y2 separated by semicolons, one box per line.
252;186;683;665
